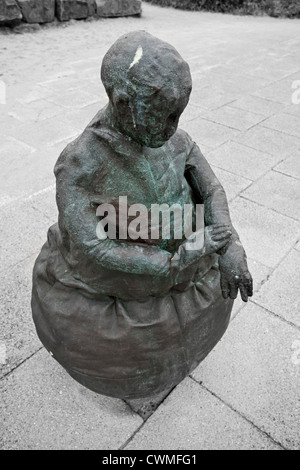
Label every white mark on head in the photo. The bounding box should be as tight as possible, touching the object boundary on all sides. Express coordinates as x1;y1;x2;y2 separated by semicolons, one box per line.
129;46;143;70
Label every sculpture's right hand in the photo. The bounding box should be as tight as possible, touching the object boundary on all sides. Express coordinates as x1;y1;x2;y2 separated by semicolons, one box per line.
202;224;232;256
179;224;232;264
169;224;232;284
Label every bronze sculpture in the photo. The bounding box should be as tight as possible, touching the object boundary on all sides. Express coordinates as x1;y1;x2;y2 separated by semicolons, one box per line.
32;31;253;400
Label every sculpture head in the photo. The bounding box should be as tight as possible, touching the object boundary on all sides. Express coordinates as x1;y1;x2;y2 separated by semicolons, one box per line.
101;31;192;148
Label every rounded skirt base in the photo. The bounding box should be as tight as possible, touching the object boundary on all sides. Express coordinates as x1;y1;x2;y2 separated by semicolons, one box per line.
32;240;234;400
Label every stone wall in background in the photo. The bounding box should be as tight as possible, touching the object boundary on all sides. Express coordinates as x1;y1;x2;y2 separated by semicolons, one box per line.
0;0;142;25
96;0;142;17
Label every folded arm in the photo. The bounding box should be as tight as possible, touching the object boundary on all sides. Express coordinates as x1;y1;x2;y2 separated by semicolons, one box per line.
55;149;172;278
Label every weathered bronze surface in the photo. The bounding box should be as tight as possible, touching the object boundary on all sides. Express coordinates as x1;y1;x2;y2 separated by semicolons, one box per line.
32;31;253;399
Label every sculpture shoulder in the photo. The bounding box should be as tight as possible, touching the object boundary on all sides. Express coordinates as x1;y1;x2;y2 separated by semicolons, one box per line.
169;128;195;155
54;129;107;184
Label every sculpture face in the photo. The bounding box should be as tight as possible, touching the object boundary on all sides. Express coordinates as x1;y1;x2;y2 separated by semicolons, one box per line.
101;30;192;148
114;84;191;148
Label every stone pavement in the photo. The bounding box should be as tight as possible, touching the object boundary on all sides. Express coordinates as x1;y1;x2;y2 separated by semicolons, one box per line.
1;3;300;450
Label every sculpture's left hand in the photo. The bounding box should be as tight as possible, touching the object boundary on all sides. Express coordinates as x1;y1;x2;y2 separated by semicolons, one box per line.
218;242;253;302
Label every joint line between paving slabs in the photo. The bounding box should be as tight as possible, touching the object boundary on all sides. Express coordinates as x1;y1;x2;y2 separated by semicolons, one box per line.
0;184;55;210
231;132;300;158
250;300;300;332
238;151;300;194
119;386;177;449
273;167;300;182
239;194;300;223
189;377;287;450
0;251;40;277
118;421;146;451
0;347;43;382
256;236;300;282
209;163;254;186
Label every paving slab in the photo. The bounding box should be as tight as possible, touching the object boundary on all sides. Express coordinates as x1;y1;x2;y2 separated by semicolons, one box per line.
0;137;36;206
126;378;281;450
234;125;300;158
242;170;300;221
0;197;52;272
16;85;57;105
283;103;300;117
274;150;300;181
30;186;58;224
202;105;265;132
0;349;142;450
214;73;270;96
39;75;86;93
211;165;251;202
230;95;284;118
10;99;66;123
246;258;271;294
189;86;238;111
207;141;278;181
5;117;79;148
226;63;295;84
180;103;204;124
216;56;297;84
0;111;27;136
0;135;35;161
261;112;300;138
125;388;173;421
228;197;300;268
0;254;41;379
63;101;104;131
0;145;57;206
76;65;100;81
181;117;239;150
269;70;300;83
254;249;300;328
192;303;300;450
46;88;100;110
253;76;298;105
191;66;270;93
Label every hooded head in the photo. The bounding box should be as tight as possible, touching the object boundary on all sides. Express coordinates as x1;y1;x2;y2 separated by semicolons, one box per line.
101;31;192;148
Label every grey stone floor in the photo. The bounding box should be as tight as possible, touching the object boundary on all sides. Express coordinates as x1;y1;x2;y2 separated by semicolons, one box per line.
0;3;300;450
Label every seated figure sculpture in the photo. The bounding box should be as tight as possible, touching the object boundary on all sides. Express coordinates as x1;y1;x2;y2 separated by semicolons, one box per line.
32;31;253;400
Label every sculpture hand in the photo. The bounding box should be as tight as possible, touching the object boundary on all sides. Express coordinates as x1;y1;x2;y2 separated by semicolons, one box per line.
170;224;232;284
218;242;253;302
202;224;232;256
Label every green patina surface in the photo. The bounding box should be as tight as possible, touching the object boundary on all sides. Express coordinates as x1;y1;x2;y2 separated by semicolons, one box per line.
31;31;252;399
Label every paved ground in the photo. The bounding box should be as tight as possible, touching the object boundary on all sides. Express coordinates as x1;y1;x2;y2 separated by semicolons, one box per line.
1;2;300;451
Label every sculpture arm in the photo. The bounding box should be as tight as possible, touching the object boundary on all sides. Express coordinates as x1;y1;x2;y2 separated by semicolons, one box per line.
185;143;253;301
55;151;172;277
